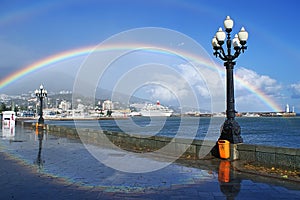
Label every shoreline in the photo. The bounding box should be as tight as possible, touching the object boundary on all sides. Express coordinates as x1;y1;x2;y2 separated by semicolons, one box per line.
16;116;129;121
15;113;300;122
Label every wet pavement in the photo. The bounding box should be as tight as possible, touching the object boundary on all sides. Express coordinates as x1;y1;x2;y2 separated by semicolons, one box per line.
0;125;299;199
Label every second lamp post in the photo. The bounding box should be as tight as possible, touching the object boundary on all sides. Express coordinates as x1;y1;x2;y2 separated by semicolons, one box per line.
212;16;248;144
35;84;47;124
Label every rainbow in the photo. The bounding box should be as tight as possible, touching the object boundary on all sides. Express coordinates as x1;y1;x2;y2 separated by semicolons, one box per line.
0;45;95;89
0;44;282;111
239;79;282;111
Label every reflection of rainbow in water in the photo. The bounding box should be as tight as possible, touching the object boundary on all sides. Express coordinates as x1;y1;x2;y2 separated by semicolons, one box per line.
0;44;282;111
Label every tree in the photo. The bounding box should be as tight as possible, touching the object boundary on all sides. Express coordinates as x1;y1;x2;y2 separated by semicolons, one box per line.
0;103;7;113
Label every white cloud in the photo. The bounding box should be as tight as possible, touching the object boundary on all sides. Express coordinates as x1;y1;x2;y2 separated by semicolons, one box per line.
141;63;225;111
235;94;272;112
144;72;197;103
290;83;300;98
217;67;291;111
177;63;210;97
235;67;282;96
147;86;175;102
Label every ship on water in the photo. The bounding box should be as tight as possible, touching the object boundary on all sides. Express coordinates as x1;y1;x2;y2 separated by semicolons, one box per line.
140;101;173;117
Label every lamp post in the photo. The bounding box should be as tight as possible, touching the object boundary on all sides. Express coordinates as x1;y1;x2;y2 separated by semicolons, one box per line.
212;16;248;144
35;84;47;124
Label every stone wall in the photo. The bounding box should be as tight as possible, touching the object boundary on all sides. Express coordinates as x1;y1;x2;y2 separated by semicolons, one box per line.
237;143;300;170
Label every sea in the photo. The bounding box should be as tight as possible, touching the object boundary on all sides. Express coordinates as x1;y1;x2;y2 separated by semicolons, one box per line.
45;116;300;148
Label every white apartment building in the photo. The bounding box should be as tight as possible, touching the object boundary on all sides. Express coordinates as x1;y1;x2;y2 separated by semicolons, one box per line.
102;100;113;110
59;100;72;111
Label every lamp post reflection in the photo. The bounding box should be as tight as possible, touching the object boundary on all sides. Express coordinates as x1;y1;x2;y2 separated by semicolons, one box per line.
34;128;45;169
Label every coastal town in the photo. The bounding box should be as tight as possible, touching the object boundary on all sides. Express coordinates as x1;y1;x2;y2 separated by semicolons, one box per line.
0;90;297;120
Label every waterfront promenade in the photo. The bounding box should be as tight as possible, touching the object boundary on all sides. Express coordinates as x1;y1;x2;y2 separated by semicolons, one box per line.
0;125;299;199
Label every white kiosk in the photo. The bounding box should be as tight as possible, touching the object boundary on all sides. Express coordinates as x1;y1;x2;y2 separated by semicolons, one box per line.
2;111;16;128
2;111;16;138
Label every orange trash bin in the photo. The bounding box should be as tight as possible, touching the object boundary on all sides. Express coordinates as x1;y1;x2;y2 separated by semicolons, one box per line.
218;140;230;159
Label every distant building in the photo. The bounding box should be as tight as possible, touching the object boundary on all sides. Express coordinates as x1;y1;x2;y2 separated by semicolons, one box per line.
77;103;85;110
102;100;113;110
59;90;72;94
59;100;71;111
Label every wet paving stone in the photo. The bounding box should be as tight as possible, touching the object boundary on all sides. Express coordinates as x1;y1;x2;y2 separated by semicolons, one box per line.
0;126;299;199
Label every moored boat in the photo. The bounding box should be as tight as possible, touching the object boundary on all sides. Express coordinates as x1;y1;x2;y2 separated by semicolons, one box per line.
140;101;173;117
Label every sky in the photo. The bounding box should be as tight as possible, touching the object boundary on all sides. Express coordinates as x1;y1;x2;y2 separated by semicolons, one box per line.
0;0;299;112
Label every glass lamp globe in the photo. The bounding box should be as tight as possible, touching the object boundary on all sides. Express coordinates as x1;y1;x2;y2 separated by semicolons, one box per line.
224;16;234;31
238;27;248;42
216;27;226;42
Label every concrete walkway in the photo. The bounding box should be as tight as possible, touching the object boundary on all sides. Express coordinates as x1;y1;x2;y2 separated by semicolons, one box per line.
0;126;299;199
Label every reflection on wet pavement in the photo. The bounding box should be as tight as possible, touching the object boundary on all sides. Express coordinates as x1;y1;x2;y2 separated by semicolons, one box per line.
0;125;299;199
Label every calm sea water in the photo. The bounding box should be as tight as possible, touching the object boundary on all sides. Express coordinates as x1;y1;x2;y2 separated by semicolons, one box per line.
46;117;300;148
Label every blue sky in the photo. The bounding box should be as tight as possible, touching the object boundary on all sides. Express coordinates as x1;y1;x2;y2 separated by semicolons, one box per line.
0;0;299;112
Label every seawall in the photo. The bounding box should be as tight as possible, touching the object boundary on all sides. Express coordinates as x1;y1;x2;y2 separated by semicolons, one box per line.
19;121;300;170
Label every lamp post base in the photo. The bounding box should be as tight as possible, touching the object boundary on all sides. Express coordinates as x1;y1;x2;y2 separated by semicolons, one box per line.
38;117;44;125
219;119;243;144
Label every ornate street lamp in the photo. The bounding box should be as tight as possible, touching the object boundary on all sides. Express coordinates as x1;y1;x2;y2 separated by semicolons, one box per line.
35;84;47;124
212;16;248;143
